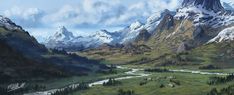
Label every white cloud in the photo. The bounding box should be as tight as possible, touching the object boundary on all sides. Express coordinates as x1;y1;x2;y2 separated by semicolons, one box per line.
41;0;181;28
4;7;44;28
2;0;234;29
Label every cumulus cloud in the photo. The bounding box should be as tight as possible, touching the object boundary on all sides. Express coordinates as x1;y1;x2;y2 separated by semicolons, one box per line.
4;7;44;28
2;0;234;29
42;0;181;28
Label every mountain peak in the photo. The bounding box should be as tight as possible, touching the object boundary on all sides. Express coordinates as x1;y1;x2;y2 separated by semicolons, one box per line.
48;26;74;42
182;0;224;12
57;26;70;34
130;21;142;31
0;15;23;31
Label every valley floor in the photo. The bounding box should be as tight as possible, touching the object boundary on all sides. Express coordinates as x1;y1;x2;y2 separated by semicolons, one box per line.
25;65;234;95
70;68;234;95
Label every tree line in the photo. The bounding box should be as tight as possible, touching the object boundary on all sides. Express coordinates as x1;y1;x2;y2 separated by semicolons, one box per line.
103;78;122;86
207;85;234;95
118;89;135;95
208;74;234;85
51;82;89;95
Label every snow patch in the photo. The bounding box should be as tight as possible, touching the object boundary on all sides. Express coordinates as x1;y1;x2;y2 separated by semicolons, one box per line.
175;5;234;28
209;26;234;43
0;15;22;31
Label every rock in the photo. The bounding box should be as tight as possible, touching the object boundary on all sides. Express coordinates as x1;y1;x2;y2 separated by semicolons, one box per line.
177;42;189;53
135;29;151;42
168;83;175;88
182;0;224;12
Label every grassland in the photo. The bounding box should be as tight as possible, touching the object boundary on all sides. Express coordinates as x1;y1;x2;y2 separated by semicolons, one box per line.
71;71;234;95
73;41;234;95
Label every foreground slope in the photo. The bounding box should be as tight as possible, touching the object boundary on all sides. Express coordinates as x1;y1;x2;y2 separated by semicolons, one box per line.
0;16;107;83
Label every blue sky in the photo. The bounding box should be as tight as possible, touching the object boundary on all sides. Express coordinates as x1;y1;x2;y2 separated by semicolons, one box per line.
0;0;232;42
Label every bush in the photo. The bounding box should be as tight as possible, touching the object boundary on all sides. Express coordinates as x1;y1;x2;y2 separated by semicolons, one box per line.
199;65;220;70
51;82;89;95
144;68;169;72
118;89;135;95
207;85;234;95
208;74;234;85
159;84;165;88
103;78;122;86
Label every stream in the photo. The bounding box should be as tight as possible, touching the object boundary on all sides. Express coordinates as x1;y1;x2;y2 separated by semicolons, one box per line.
24;66;150;95
24;66;230;95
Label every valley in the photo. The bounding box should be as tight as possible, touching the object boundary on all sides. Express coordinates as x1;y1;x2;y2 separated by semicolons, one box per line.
23;64;234;95
0;0;234;95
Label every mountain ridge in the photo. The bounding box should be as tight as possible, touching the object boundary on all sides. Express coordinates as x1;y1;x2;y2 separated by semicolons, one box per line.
44;10;174;51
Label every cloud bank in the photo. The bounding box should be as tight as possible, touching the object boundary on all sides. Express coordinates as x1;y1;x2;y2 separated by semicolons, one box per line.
3;0;181;28
4;7;44;28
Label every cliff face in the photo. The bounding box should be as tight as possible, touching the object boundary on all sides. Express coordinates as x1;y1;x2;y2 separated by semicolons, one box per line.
182;0;224;12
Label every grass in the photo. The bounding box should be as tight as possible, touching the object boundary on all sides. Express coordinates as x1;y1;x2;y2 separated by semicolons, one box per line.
72;72;234;95
28;68;131;91
48;37;234;95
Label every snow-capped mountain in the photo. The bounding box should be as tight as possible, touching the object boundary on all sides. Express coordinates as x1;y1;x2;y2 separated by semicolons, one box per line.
181;0;224;12
175;0;234;28
45;27;120;50
117;21;145;43
44;10;170;51
146;0;234;53
175;0;234;44
116;10;174;44
47;26;74;42
145;9;176;33
92;30;116;43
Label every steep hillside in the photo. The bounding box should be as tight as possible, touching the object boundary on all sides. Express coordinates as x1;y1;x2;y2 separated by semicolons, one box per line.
0;40;67;83
0;16;108;83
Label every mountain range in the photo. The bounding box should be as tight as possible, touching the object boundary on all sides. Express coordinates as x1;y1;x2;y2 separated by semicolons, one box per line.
45;10;175;51
1;0;234;94
1;0;233;82
75;0;234;67
45;0;234;52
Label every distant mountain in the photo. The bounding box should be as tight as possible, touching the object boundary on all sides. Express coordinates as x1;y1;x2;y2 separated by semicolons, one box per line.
45;0;234;54
47;26;75;42
45;28;119;51
44;10;172;51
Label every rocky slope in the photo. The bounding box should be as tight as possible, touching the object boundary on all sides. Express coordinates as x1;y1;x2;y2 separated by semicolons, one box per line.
208;26;234;42
147;0;234;53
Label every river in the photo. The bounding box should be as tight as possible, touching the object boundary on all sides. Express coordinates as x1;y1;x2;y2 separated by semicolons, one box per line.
24;66;229;95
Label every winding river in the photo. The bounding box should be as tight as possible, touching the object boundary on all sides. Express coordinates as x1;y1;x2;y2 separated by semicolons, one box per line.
24;66;229;95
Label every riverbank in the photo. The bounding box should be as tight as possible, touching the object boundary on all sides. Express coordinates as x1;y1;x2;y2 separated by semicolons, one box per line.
25;66;231;95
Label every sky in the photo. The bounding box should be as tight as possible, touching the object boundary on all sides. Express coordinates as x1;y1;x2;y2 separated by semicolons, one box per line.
0;0;233;42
